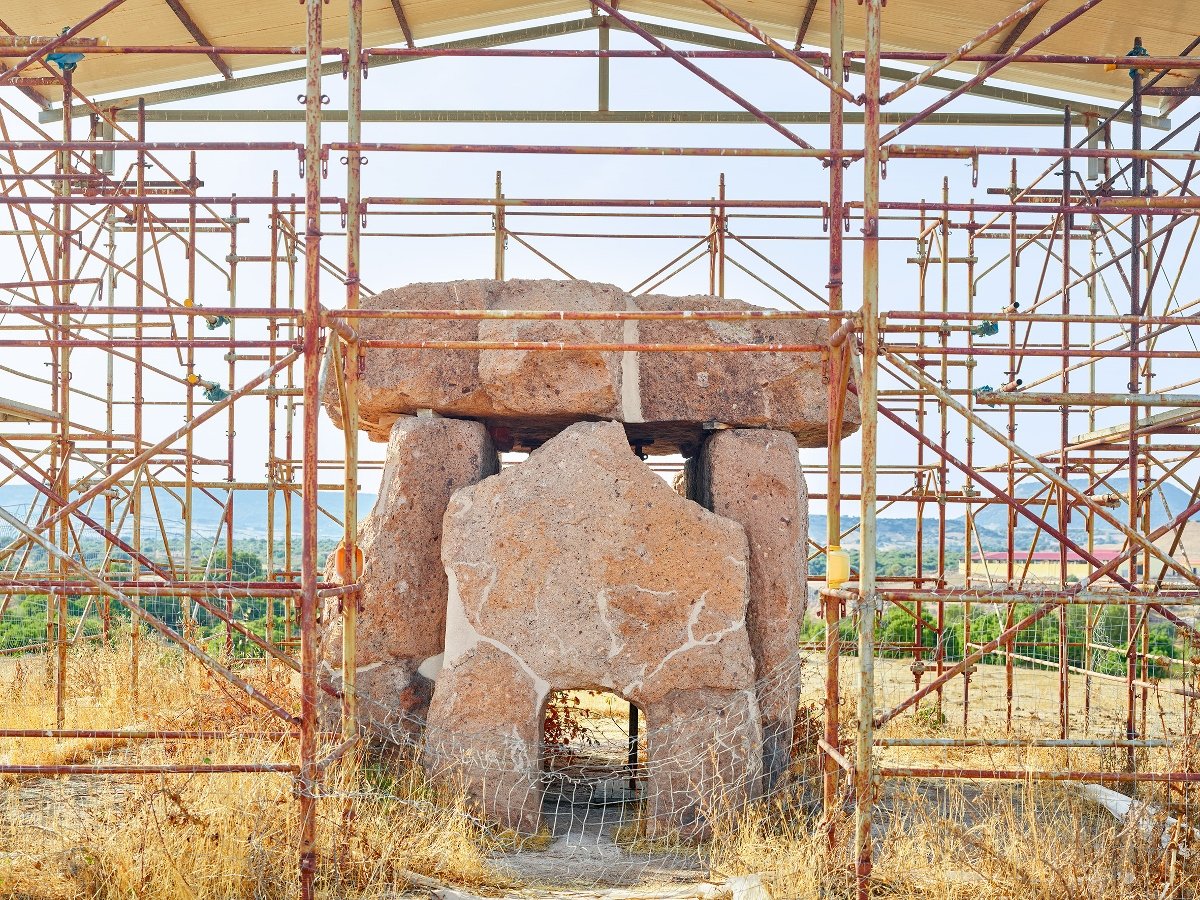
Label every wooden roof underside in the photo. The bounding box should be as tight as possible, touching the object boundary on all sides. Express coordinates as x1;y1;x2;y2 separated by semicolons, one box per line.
3;0;1194;113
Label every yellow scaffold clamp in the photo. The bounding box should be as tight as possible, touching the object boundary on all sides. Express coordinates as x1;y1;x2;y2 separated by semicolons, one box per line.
1105;37;1151;79
183;297;229;330
186;372;230;402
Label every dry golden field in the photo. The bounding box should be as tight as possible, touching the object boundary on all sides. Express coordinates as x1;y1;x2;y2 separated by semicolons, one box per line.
0;641;1196;899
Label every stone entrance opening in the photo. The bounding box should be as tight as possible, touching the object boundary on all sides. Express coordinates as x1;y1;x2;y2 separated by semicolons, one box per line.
541;690;645;834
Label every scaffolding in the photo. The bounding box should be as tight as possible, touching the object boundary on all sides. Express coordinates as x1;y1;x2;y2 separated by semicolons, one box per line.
1;1;1199;898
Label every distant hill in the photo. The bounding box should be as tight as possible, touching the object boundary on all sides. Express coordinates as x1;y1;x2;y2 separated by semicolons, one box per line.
813;479;1193;553
810;514;967;552
2;476;1193;550
970;478;1193;548
0;485;377;542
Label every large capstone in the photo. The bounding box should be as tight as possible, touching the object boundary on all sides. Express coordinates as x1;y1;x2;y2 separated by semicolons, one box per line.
634;294;843;449
319;416;498;737
322;279;859;453
421;421;762;841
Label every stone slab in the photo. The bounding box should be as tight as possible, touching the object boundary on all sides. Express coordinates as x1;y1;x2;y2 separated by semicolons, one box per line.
321;279;859;454
422;421;761;840
694;428;808;792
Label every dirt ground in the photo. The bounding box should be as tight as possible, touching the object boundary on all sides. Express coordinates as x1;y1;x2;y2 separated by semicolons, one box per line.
805;651;1190;737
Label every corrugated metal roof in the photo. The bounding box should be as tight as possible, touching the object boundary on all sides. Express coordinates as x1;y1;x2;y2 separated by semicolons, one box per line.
3;0;1194;112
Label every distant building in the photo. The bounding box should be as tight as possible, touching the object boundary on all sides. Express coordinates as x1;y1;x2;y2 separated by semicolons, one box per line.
1153;521;1200;584
960;548;1124;585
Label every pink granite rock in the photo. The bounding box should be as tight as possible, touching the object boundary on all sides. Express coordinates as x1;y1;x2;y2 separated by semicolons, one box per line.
322;280;496;441
422;421;761;840
695;428;808;792
318;415;497;737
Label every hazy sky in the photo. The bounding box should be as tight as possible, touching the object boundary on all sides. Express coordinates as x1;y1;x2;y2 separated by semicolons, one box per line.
1;11;1193;527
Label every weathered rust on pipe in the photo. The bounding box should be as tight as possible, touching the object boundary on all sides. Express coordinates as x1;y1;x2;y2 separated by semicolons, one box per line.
972;391;1200;407
299;0;324;892
12;352;299;549
879;0;1053;105
315;733;361;771
877;738;1169;748
1;304;302;318
332;308;846;320
818;738;854;773
886;352;1200;591
0;729;298;739
879;767;1200;783
0;763;298;775
690;0;857;103
828;316;858;346
0;0;130;84
855;4;882;895
0;506;297;724
880;0;1111;142
0;451;305;674
357;339;828;352
822;0;847;841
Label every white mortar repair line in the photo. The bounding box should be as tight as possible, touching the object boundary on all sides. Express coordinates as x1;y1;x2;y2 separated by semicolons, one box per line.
620;296;644;423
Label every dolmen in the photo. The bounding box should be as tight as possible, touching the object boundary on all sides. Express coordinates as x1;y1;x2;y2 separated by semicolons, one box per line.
319;279;860;841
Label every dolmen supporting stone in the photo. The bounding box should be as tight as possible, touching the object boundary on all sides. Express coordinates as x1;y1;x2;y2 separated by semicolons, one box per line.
687;429;808;792
421;421;761;841
322;278;860;453
319;280;855;841
318;416;498;735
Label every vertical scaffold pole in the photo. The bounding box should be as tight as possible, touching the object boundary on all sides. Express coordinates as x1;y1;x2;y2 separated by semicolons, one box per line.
598;12;610;112
717;173;726;296
494;171;505;279
1126;45;1143;774
299;0;324;894
342;0;363;742
822;0;845;837
1059;106;1072;740
55;65;75;730
855;1;882;897
131;98;146;708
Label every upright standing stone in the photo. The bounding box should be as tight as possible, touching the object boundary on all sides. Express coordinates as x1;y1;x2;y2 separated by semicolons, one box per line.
319;416;498;737
694;428;808;791
422;421;762;841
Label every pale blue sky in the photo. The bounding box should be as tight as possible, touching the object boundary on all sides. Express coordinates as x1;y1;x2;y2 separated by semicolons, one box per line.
1;11;1194;525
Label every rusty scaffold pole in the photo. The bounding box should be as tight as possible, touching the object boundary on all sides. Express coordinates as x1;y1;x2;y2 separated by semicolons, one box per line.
340;0;364;745
855;0;882;896
299;0;325;893
821;0;845;840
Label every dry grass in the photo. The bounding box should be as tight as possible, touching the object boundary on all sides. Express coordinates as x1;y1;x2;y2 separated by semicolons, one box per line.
706;778;1200;900
800;650;1193;744
869;779;1200;900
0;637;513;900
1;640;1197;899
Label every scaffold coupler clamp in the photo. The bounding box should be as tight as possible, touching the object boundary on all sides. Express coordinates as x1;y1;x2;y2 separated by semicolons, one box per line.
856;589;882;616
